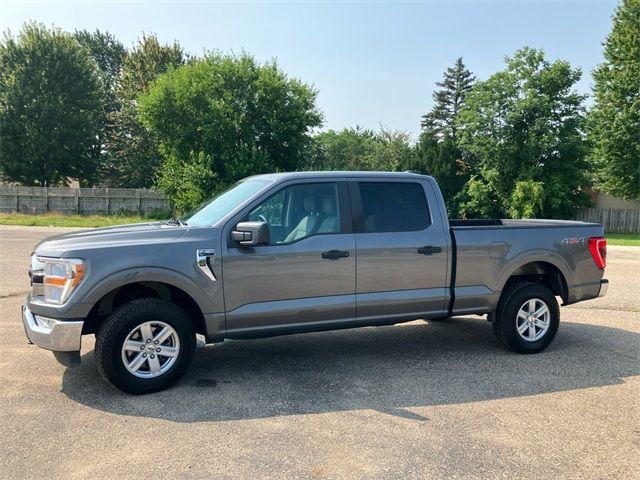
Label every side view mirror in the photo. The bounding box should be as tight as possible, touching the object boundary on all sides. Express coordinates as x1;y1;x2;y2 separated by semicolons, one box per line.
232;221;270;246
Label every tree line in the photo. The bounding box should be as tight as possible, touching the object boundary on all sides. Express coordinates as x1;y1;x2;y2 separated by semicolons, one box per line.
0;0;637;217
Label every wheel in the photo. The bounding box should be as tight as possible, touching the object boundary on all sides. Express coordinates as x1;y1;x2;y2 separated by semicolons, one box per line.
96;298;196;394
492;282;559;354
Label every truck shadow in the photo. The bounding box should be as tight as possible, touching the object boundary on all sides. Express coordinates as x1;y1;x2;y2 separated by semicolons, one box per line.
61;317;639;423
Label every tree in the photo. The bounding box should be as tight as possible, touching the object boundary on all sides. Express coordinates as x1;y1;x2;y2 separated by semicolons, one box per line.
406;132;466;216
304;127;414;173
421;57;475;142
102;34;187;187
0;23;103;185
74;29;126;181
457;47;590;219
589;0;640;200
368;129;414;171
416;58;475;215
139;53;322;210
74;29;126;94
304;127;379;171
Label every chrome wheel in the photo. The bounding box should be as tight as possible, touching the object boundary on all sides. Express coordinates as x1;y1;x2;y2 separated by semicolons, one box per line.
516;298;550;342
121;321;180;378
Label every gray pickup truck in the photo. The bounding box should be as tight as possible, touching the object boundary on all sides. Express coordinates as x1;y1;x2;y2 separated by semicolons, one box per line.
23;172;608;394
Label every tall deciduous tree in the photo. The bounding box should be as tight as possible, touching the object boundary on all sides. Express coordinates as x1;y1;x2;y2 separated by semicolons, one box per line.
457;47;590;219
103;34;186;187
589;0;640;200
74;29;126;94
74;29;126;180
421;57;475;142
0;23;102;185
139;53;322;210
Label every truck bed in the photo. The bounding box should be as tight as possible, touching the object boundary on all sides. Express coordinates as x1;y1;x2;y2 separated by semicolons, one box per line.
448;218;605;315
449;219;600;229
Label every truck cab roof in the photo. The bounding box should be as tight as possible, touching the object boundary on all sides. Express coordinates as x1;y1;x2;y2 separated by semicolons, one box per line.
245;171;433;182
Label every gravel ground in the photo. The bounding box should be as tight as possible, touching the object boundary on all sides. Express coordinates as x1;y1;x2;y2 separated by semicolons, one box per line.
0;226;638;479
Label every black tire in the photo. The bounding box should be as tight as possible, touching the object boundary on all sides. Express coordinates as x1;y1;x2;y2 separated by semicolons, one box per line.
96;298;196;394
492;281;532;339
492;282;559;354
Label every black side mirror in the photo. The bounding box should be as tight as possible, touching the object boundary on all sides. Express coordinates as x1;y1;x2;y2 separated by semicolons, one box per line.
232;221;270;246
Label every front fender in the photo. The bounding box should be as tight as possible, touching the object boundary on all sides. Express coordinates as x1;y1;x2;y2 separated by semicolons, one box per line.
80;266;219;315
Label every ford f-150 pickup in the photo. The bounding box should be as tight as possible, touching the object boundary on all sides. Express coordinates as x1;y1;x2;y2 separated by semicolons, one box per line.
22;171;608;393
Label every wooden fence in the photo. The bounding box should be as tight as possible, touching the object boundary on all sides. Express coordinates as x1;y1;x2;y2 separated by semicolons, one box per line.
576;208;640;234
0;186;171;216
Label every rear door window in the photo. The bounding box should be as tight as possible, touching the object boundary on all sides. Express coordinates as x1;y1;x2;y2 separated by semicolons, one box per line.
358;182;430;233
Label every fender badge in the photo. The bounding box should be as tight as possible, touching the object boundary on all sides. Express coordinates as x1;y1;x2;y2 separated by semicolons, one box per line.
196;249;216;281
561;238;585;246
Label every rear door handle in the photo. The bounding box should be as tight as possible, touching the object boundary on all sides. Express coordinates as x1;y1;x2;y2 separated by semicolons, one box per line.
322;250;350;259
417;245;442;255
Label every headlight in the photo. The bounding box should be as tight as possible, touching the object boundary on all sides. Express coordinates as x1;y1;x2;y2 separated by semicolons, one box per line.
42;258;85;304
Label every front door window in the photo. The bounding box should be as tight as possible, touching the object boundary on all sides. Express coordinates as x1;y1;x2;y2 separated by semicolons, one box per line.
248;182;339;244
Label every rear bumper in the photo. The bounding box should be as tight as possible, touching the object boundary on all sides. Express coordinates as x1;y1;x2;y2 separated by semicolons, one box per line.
597;279;608;298
566;278;609;304
22;305;83;353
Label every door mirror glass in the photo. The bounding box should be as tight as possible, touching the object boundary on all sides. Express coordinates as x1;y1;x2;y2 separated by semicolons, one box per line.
232;221;270;246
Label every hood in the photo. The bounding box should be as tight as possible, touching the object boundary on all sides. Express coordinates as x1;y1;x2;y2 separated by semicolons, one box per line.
34;222;189;258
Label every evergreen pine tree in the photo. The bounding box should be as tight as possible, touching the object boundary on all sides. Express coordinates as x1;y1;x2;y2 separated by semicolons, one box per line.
421;57;475;141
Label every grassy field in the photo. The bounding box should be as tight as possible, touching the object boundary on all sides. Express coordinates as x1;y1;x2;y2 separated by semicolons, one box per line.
605;233;640;246
0;212;165;228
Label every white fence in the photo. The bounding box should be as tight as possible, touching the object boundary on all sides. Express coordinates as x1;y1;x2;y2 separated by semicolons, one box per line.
0;186;171;216
576;208;640;234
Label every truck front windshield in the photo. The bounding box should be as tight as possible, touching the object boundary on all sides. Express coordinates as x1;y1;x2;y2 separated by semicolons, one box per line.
181;178;272;227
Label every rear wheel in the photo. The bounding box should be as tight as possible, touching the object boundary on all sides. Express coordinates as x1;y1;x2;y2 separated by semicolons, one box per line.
96;298;196;394
492;282;559;353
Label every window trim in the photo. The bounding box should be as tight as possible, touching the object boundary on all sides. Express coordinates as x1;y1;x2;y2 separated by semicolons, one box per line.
348;180;432;234
226;179;353;248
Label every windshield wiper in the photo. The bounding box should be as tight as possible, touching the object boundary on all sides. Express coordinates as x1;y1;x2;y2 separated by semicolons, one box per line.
163;217;187;227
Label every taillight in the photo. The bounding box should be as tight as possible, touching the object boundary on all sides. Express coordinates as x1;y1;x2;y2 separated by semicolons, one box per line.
589;237;606;270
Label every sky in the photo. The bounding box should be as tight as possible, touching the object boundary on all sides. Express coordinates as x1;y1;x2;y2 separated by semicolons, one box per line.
3;0;618;139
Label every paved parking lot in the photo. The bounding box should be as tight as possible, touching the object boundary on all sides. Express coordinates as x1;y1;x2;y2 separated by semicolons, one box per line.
1;226;638;479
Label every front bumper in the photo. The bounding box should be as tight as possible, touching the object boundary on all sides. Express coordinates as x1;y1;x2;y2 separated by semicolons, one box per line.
22;305;83;365
597;279;609;298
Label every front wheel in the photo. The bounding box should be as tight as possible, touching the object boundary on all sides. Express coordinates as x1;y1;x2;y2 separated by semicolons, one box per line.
96;298;196;394
492;282;559;354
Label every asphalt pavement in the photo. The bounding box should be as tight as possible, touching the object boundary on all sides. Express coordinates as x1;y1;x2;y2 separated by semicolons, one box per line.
0;226;638;479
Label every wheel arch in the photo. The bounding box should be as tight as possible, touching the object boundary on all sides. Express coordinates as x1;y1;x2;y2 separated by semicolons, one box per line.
499;258;570;304
83;274;208;336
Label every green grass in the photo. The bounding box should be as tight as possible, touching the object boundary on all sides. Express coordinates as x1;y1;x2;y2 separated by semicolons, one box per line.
606;233;640;246
0;212;165;228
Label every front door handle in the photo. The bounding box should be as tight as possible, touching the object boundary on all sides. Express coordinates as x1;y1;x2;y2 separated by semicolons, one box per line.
417;245;442;255
322;250;350;259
